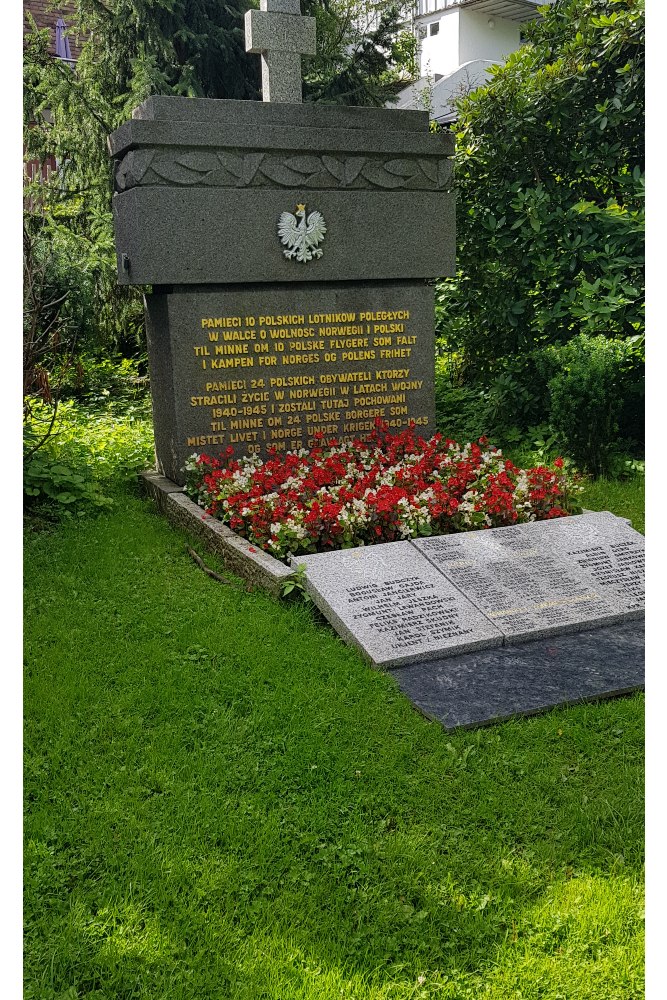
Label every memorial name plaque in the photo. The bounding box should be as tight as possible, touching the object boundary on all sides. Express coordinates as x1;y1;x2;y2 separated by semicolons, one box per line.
413;528;624;643
511;512;645;613
146;281;435;482
292;542;503;669
296;515;644;668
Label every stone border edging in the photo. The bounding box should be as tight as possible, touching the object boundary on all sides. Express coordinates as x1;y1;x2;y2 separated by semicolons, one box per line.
139;470;293;597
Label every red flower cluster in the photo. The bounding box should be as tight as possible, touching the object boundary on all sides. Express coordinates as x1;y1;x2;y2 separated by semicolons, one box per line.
184;421;580;562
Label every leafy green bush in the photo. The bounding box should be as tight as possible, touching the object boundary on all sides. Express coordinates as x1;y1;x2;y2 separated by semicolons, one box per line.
55;354;150;407
543;334;644;477
24;451;112;512
24;400;155;518
437;0;644;374
434;360;492;441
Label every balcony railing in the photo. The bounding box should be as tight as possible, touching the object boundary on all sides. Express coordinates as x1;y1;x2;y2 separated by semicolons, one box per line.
415;0;551;18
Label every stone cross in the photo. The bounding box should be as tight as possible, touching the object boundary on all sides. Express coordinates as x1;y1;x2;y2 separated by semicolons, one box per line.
245;0;316;104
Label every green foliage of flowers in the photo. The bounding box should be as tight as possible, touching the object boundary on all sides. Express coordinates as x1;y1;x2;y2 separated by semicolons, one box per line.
24;399;154;517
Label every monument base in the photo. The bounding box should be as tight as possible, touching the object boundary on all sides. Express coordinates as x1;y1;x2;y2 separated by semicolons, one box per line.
140;471;645;729
392;622;644;731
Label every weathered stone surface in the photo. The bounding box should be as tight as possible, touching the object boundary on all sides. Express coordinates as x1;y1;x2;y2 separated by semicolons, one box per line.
139;469;184;514
113;188;454;285
245;0;317;106
515;512;645;612
131;96;432;134
245;9;316;56
164;492;292;597
145;280;436;479
261;0;302;14
391;620;645;730
413;515;643;643
114;148;452;193
108;119;454;161
292;542;504;668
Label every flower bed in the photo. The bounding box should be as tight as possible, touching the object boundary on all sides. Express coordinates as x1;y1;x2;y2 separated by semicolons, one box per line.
184;422;582;563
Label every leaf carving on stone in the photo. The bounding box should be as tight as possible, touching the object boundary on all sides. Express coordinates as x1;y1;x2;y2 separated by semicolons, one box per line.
360;161;406;189
343;157;366;186
130;149;155;184
285;155;325;175
418;158;439;185
302;170;337;188
383;158;418;177
438;158;453;189
321;155;343;182
115;153;132;192
217;152;243;179
242;153;265;186
116;150;155;190
174;151;221;173
258;158;308;186
151;155;216;185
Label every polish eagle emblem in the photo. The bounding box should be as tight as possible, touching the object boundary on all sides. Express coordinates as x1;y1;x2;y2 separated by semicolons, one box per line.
278;203;327;263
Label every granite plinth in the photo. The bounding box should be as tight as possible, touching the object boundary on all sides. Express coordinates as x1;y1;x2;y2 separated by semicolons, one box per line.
412;514;643;643
292;542;504;669
391;621;645;730
145;280;437;479
109;98;454;287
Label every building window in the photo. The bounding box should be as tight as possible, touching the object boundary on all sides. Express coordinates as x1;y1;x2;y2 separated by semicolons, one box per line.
429;22;440;36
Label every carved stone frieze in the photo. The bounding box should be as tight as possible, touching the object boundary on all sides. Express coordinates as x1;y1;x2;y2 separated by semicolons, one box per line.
114;148;452;193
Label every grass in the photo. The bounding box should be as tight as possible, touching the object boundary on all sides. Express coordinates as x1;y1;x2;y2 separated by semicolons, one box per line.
24;476;644;999
579;476;645;536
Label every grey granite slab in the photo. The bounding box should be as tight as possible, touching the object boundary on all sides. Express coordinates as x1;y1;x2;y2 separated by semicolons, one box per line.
292;542;504;669
413;516;643;643
112;188;454;285
245;8;316;56
509;513;645;612
108;119;454;160
391;620;644;730
131;96;432;134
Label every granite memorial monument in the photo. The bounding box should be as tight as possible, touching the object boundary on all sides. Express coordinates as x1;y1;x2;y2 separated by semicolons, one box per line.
109;0;454;484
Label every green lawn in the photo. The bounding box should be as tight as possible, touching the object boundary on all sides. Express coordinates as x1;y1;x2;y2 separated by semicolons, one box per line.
24;483;644;1000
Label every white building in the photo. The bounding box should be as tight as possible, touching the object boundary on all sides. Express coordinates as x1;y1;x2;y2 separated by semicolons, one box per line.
394;0;554;122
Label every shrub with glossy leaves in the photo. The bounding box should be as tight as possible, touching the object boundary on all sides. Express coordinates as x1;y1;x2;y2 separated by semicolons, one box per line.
543;333;644;477
439;0;644;377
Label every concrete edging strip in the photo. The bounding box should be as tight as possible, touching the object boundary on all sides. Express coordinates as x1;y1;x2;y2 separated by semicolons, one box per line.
139;469;293;597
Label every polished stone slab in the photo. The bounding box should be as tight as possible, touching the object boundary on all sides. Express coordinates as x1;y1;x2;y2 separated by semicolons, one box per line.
292;542;503;669
391;620;645;730
513;512;645;612
413;514;643;643
145;280;437;478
